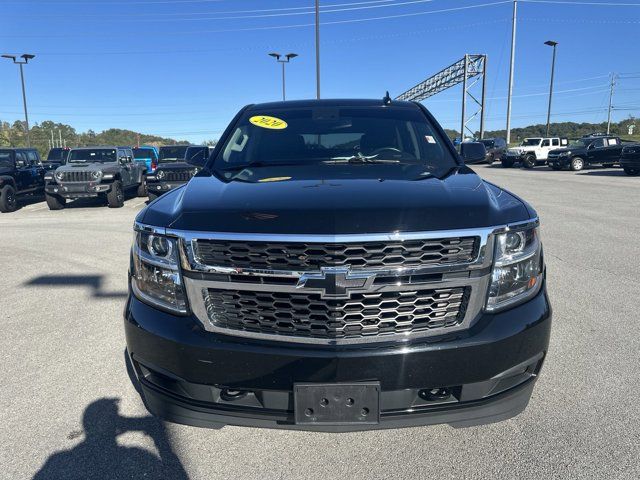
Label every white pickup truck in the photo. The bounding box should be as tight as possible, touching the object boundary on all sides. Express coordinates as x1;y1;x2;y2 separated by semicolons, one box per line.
503;137;569;168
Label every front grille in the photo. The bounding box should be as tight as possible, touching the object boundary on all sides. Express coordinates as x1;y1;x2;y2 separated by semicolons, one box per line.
203;287;469;340
162;170;193;182
193;237;478;271
60;171;93;182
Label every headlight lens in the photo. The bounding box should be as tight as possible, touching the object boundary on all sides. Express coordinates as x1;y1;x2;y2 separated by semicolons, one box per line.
131;228;188;314
156;170;165;180
91;170;102;180
55;171;64;182
486;225;543;312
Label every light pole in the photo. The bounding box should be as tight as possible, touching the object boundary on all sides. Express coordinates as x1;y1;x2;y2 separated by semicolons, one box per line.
2;53;35;147
268;52;298;101
544;40;558;137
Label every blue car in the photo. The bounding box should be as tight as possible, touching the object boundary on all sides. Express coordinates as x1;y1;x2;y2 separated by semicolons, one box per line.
132;146;159;174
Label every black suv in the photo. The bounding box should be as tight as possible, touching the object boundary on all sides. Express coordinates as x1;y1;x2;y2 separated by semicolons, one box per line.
0;148;46;213
547;134;624;171
478;137;507;164
146;145;208;201
125;99;550;431
45;146;146;209
620;144;640;176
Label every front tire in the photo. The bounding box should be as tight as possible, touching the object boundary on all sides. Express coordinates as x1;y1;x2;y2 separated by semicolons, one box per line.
522;154;536;169
0;185;18;213
136;179;147;197
623;167;640;176
570;157;585;171
45;192;66;210
107;180;124;208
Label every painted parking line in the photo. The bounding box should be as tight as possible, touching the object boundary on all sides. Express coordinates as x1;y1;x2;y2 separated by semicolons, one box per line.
128;200;148;209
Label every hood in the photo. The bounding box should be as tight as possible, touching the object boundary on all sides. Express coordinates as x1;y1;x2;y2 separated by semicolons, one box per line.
548;147;577;155
155;162;195;172
56;162;119;173
140;167;532;235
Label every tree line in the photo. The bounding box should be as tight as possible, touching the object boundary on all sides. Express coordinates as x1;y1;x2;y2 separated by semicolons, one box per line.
0;119;219;158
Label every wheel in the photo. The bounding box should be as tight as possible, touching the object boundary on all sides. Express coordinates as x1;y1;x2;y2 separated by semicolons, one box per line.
522;154;536;169
486;153;495;165
45;192;66;210
501;159;514;168
623;167;640;176
107;180;124;208
0;185;18;213
136;179;147;197
570;157;585;171
148;192;159;202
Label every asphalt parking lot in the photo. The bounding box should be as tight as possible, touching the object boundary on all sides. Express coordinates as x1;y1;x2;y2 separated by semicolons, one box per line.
1;165;639;480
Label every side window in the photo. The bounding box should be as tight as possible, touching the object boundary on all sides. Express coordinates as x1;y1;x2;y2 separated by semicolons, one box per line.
15;152;27;167
126;150;133;162
552;139;559;146
27;151;40;165
541;139;550;147
592;139;605;149
607;138;619;146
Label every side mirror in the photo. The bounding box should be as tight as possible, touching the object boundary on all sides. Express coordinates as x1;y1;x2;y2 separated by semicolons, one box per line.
186;150;208;168
460;142;486;164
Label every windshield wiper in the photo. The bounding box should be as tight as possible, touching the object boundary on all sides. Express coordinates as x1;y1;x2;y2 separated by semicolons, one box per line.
325;153;400;164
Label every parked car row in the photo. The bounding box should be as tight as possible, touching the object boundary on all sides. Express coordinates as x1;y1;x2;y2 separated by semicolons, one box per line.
0;144;212;212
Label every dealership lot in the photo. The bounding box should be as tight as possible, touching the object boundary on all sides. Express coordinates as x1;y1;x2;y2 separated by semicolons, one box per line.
1;166;639;479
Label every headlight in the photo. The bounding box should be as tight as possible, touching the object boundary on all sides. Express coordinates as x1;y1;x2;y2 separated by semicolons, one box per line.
55;171;64;182
486;225;543;312
559;151;570;157
91;171;102;180
156;170;165;180
131;226;188;314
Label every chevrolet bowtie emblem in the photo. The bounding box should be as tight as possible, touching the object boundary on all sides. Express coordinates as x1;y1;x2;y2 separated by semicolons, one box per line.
296;267;376;299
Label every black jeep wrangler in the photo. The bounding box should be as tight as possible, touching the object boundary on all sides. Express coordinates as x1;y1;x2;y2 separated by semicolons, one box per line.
125;99;551;431
45;146;146;209
547;134;624;171
0;148;46;213
146;145;208;201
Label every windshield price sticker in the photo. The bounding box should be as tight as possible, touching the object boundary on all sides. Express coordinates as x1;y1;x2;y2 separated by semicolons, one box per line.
250;115;288;130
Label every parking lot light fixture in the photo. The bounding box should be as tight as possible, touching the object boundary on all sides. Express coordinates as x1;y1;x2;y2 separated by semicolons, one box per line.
2;53;36;147
268;52;298;101
544;41;558;137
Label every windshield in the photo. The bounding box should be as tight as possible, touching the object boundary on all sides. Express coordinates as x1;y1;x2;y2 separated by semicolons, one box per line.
133;148;156;159
568;139;591;148
214;106;457;180
68;149;117;163
46;148;68;162
522;138;542;146
0;150;14;169
158;146;189;162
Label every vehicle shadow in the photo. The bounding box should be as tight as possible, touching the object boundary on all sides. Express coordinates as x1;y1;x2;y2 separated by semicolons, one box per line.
32;397;189;480
576;170;630;177
24;274;127;299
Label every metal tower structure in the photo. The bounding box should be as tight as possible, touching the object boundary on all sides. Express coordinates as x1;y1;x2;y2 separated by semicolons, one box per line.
396;54;488;140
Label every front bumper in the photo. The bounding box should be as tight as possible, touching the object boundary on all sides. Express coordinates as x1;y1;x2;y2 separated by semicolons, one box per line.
125;281;551;431
146;180;188;194
547;156;571;168
621;157;640;169
45;182;112;198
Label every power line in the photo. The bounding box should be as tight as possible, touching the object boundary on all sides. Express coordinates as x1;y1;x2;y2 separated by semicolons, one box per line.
0;1;512;38
521;0;640;6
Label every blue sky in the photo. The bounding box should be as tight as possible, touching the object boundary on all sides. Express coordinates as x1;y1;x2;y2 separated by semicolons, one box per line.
1;0;639;143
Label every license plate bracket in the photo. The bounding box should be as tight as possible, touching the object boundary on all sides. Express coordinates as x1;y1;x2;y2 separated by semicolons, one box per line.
294;382;380;425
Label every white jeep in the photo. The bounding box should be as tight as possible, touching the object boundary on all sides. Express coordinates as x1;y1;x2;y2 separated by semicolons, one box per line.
503;137;568;168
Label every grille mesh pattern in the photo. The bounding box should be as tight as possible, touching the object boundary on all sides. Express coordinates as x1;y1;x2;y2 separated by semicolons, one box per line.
203;287;468;340
60;171;93;182
194;237;478;271
161;170;193;182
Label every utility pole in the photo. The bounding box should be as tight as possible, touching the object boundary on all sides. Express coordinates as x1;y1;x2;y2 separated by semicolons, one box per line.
315;0;321;99
544;40;558;137
2;54;35;147
51;130;55;148
480;55;487;140
58;129;62;149
607;73;616;135
505;0;517;145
